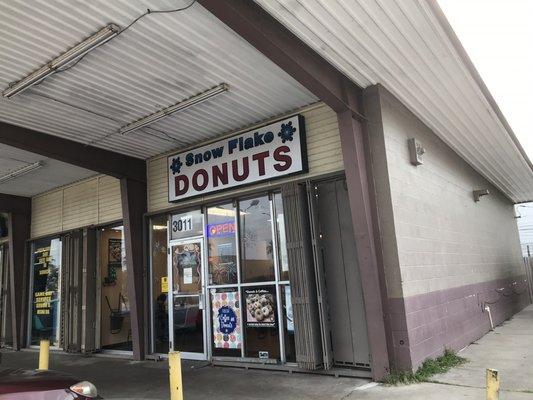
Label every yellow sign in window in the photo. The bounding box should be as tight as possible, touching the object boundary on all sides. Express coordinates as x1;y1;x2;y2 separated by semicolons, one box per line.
161;277;169;293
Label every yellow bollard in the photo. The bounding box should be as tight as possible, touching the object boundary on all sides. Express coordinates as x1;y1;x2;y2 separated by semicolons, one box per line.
169;351;183;400
486;368;499;400
38;339;50;370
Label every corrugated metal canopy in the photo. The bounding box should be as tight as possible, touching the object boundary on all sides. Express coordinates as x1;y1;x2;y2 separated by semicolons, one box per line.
0;0;317;160
255;0;533;203
1;0;531;203
0;143;95;196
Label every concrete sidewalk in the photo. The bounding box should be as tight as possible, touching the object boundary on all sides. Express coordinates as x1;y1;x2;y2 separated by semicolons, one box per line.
348;304;533;400
1;304;532;399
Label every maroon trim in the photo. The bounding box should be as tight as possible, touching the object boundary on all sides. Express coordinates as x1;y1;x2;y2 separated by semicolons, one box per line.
120;178;147;360
7;211;31;350
1;193;31;350
360;87;397;372
0;121;146;183
0;193;31;215
337;109;390;380
389;276;530;370
197;0;364;118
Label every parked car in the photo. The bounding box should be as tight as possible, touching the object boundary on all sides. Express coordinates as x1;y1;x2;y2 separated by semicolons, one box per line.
0;368;100;399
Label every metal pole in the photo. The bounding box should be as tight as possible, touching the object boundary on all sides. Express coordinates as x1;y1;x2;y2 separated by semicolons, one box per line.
38;339;50;370
486;368;499;400
169;351;183;400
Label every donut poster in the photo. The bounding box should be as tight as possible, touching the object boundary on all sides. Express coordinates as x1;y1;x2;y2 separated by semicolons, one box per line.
212;290;242;349
244;287;277;328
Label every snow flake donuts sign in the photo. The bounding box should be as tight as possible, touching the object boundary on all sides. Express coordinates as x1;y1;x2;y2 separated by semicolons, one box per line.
168;115;306;202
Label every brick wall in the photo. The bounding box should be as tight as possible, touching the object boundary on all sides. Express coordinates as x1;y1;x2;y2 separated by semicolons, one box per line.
365;85;529;370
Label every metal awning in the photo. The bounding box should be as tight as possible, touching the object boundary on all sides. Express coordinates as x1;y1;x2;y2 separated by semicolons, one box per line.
0;0;317;160
0;0;531;202
255;0;533;203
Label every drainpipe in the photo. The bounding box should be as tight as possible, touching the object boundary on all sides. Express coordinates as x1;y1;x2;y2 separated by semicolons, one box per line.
484;305;494;330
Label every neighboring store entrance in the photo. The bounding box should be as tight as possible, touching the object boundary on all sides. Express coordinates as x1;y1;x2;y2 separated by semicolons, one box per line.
311;177;371;369
97;225;132;353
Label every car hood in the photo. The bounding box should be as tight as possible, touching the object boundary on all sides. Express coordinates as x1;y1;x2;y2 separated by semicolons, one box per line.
0;368;79;394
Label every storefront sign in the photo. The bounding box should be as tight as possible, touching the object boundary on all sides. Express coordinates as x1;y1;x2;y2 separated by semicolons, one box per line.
244;287;277;328
168;115;307;202
212;290;242;349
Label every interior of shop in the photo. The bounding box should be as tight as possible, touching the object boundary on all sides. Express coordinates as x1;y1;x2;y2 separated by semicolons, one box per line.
98;226;132;352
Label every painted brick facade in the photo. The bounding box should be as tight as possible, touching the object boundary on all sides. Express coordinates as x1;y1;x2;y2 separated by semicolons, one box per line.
365;85;529;370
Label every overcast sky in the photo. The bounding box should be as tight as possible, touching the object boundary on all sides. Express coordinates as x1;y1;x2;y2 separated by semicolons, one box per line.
438;0;533;159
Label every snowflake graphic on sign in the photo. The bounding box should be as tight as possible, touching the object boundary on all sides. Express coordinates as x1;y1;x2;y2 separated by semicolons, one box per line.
170;157;183;174
278;121;296;143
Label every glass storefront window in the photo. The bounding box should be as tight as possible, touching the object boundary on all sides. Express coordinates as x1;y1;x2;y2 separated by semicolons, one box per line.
242;285;280;359
211;287;242;357
274;193;290;281
150;190;295;362
172;296;203;353
171;242;202;294
207;204;238;285
99;226;132;351
30;237;62;347
150;215;169;354
281;285;296;362
239;196;275;283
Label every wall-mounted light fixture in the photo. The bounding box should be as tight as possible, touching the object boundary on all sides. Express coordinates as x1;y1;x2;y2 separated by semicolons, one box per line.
119;83;229;135
0;161;44;184
473;189;490;202
407;138;425;166
2;24;120;98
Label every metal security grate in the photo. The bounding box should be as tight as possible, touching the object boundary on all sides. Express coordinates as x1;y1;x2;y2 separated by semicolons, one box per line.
282;182;323;370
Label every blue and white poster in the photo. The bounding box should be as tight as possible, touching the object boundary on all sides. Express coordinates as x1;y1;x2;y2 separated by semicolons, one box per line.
212;290;242;349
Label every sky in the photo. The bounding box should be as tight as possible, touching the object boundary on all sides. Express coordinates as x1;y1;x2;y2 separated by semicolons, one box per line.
437;0;533;255
437;0;533;159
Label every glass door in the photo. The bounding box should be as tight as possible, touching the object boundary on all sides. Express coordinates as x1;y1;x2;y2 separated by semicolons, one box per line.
168;235;206;359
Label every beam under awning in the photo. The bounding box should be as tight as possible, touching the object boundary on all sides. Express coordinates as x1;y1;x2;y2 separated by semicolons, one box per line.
0;193;31;350
197;0;365;119
0;193;32;215
0;122;146;183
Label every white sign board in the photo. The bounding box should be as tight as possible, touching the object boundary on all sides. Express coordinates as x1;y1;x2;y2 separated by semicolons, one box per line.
167;115;307;202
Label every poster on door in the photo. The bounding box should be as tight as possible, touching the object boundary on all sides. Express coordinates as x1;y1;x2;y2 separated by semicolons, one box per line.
212;290;242;349
244;287;277;328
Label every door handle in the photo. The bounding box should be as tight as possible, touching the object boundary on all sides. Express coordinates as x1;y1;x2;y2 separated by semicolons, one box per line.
198;294;204;310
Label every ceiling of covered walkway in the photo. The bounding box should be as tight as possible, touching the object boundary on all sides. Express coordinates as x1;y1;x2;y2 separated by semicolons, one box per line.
0;0;317;160
0;0;531;202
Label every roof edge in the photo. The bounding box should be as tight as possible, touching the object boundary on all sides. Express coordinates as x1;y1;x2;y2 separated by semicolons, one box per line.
426;0;533;175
